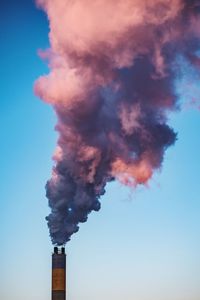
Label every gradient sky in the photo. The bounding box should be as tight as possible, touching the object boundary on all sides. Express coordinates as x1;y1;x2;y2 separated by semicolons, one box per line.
1;1;200;300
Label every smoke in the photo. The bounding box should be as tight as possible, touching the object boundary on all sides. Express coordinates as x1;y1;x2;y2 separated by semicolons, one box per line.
34;0;200;245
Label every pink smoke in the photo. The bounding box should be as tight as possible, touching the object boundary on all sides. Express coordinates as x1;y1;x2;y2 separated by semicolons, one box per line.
35;0;200;245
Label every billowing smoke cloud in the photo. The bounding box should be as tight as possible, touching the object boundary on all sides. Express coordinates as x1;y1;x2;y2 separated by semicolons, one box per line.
35;0;200;245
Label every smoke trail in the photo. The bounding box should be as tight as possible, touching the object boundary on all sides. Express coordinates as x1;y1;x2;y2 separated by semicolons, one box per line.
35;0;200;245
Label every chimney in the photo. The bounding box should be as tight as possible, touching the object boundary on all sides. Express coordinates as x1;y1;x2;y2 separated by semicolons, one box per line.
52;247;66;300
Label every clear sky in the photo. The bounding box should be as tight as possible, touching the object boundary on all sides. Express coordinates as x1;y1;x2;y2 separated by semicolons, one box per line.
1;1;200;300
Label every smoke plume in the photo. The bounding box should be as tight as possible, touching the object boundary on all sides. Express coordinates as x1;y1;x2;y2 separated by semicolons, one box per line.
35;0;200;245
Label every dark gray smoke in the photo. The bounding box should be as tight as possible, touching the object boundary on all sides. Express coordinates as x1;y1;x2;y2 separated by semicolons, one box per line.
35;0;200;245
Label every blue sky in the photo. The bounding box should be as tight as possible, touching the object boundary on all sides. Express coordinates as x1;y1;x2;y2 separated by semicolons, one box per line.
0;1;200;300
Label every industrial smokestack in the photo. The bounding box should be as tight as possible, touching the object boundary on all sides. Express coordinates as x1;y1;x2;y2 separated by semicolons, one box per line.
52;247;66;300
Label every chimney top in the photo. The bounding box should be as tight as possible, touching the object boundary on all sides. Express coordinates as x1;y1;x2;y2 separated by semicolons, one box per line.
53;246;65;254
